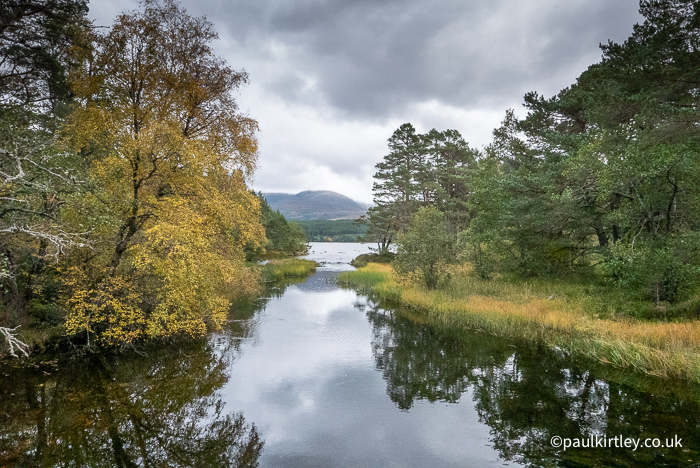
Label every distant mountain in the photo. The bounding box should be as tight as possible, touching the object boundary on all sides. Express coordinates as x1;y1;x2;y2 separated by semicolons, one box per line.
262;190;368;220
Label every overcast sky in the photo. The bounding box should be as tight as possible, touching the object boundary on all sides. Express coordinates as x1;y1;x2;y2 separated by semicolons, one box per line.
88;0;642;204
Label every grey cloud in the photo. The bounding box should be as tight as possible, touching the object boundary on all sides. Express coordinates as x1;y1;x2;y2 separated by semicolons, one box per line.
89;0;642;119
196;0;641;118
87;0;645;201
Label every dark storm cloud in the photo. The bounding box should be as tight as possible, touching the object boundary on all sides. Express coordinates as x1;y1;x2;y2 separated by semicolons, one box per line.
197;0;642;118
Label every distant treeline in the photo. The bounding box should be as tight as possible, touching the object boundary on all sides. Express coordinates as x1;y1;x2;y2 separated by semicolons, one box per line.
297;220;368;242
246;194;307;258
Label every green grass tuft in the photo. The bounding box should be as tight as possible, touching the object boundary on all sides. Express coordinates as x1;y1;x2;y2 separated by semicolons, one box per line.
263;259;318;281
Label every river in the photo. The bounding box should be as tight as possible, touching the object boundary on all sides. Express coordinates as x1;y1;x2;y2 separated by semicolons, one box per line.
1;242;700;467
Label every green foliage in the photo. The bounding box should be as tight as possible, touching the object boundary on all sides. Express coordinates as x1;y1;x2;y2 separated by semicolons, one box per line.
603;236;700;305
0;0;89;108
365;123;421;253
455;1;700;290
366;124;478;253
422;128;478;233
458;228;498;280
360;206;396;254
7;0;700;354
393;206;455;289
0;1;90;335
350;251;396;268
252;193;308;258
362;1;700;315
296;219;367;242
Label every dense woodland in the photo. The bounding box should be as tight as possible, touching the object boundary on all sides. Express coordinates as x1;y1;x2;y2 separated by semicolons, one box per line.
366;0;700;311
297;219;368;242
249;193;307;257
2;0;698;357
0;0;305;354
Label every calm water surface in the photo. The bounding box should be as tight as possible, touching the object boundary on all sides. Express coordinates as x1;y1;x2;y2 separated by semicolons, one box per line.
2;242;700;467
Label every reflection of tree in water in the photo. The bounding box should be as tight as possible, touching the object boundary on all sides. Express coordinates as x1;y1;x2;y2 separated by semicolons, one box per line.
0;274;313;467
368;304;474;410
215;276;295;352
0;340;263;467
363;298;700;467
221;276;309;358
227;274;310;337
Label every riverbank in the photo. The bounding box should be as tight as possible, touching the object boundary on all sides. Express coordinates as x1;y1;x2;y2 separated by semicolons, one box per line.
339;263;700;382
1;260;319;360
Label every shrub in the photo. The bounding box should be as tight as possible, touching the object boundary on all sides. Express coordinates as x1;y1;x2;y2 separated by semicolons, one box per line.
393;206;455;289
351;252;396;268
603;237;700;305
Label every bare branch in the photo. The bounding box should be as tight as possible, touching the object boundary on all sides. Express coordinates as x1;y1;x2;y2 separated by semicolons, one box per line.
0;225;91;257
0;326;29;357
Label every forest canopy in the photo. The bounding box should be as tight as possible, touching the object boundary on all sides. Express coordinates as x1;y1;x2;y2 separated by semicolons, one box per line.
366;0;700;308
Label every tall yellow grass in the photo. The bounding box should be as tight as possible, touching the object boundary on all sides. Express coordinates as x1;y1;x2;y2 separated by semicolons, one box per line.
339;263;700;381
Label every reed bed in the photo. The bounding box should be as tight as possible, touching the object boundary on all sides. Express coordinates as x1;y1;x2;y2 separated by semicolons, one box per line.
339;263;700;382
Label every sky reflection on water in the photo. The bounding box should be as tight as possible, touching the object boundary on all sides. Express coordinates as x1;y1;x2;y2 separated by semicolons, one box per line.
222;265;503;467
3;243;700;467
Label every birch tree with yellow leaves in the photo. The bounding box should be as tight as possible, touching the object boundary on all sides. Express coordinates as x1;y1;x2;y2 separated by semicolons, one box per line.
63;0;265;347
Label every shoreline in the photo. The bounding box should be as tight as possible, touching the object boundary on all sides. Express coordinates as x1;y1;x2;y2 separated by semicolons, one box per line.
1;259;319;361
339;263;700;382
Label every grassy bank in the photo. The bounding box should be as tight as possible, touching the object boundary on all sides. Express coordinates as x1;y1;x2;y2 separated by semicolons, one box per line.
350;252;396;268
263;259;318;281
339;263;700;382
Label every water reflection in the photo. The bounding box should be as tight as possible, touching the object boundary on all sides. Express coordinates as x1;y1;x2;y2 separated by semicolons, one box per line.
220;272;504;467
3;243;700;467
304;242;374;271
0;340;263;467
363;297;700;467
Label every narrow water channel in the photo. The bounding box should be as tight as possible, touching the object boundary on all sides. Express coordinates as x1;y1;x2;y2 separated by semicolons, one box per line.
2;242;700;467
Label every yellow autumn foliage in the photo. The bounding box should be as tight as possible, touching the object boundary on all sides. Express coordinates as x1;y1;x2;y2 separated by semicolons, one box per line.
63;268;145;346
133;172;263;340
61;1;267;347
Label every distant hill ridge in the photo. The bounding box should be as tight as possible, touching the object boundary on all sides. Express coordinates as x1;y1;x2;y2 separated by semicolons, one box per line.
262;190;368;220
